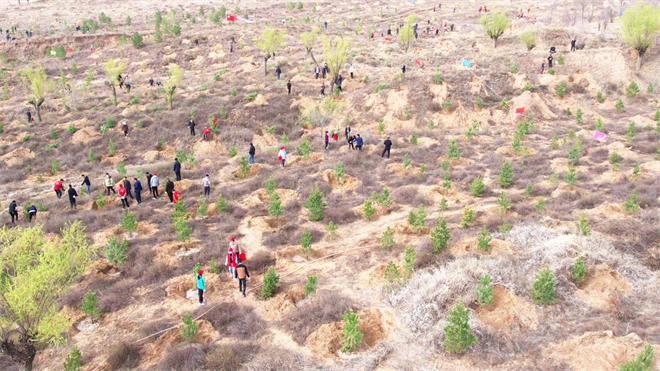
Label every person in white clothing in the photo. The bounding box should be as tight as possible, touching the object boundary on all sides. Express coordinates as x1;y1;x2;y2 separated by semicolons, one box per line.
349;64;355;79
278;147;287;169
202;174;210;198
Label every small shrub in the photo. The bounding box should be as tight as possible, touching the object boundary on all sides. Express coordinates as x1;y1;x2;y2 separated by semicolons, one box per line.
564;166;577;186
261;268;280;299
402;245;416;278
81;291;101;322
50;159;58;175
535;199;546;214
105;237;129;267
497;192;510;212
509;61;518;74
576;108;583;124
95;194;106;207
498;161;514;187
197;198;208;216
131;32;143;48
410;131;418;145
244;92;258;101
447;139;461;159
63;347;82;371
623;191;641;214
407;205;427;234
460;206;474;229
341;310;362;353
548;68;556;75
618;345;654;371
239;156;250;177
362;199;375;220
228;146;237;158
615;99;624;113
430;218;450;253
596;91;604;103
626;121;637;142
557;54;564;65
304;186;326;221
180;313;198;343
626;81;640;98
475;96;483;108
610;152;621;171
469;177;486;197
555;81;567;97
304;276;317;296
300;229;313;256
121;210;137;231
647;83;654;94
381;226;395;249
477;228;492;253
576;213;591;236
476;275;493;307
216;193;228;212
383;261;401;285
268;192;284;222
572;256;586;285
530;267;557;306
334;162;345;180
443;303;477;354
325;221;338;235
376;188;393;207
297;137;311;159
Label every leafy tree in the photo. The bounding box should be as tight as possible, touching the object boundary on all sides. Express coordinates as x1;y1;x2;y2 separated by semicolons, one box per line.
615;99;625;113
130;32;143;48
381;226;395;249
18;66;53;122
477;228;492;253
297;137;311;159
384;261;401;284
197;198;208;216
469;177;486;197
362;199;375;219
480;11;509;48
304;186;326;221
520;30;536;50
377;188;393;207
239;156;250;177
299;27;320;64
623;191;641;214
399;13;417;52
63;347;82;371
304;276;317;296
180;313;198;343
535;199;546;214
443;303;477;354
498;161;514;187
341;310;362;353
407;205;427;234
530;267;557;306
105;237;129;267
81;291;101;322
164;65;183;109
476;275;494;307
572;256;586;285
300;229;313;256
556;81;567;97
497;192;510;212
447;139;461;159
322;35;350;92
268;192;284;226
618;344;655;371
576;213;591;236
626;81;640;98
102;59;126;106
264;177;277;195
402;245;416;278
0;223;95;370
261;268;280;299
334;162;345;181
121;210;137;232
619;2;660;70
430;217;451;253
460;206;474;229
255;27;285;76
215;193;228;212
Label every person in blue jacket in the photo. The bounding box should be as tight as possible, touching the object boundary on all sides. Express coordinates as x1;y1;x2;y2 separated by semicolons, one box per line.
173;158;182;181
197;270;206;305
355;134;363;151
133;178;143;204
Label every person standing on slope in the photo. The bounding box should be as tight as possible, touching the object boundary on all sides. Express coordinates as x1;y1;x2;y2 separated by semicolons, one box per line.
123;177;134;200
134;177;143;204
165;178;175;203
278;146;287;168
81;174;91;196
196;270;206;305
67;184;78;209
118;183;129;209
188;118;196;136
173;158;182;181
226;237;242;279
8;200;18;224
105;173;116;195
54;179;64;199
234;260;250;297
27;204;37;223
202;174;211;198
382;136;393;158
248;142;256;164
150;173;160;199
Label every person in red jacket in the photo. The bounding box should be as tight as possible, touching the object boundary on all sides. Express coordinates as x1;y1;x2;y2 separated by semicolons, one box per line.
202;127;211;141
225;237;241;279
118;183;130;209
172;190;181;205
54;179;64;199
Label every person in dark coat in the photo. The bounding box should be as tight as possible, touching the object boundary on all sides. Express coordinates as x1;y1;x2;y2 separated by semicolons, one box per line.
401;65;406;74
276;66;282;80
355;134;363;151
248;143;256;164
81;174;91;196
165;179;175;203
26;110;32;123
188;119;196;136
67;184;78;209
287;80;292;95
123;177;133;199
173;158;182;181
27;204;37;223
382;136;393;158
548;55;553;68
146;172;153;196
133;178;143;204
8;200;18;224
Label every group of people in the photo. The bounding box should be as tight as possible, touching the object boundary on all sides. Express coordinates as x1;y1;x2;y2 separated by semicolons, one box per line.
196;236;251;305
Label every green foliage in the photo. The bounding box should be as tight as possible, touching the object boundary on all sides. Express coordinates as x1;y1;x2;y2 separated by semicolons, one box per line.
469;177;486;197
297;137;311;159
407;205;427;234
576;108;583;124
121;210;137;232
334;162;345;180
443;303;477;354
498;221;512;238
564;166;577;186
105;237;129;267
555;81;567;97
239;156;250;177
304;276;317;296
610;152;621;171
524;184;533;198
572;256;586;285
520;30;537;50
95;194;106;207
49;127;58;139
374;83;389;93
403;153;411;169
381;226;395;249
623;192;641;214
430;218;451;253
576;213;591;236
384;261;401;284
509;61;518;74
341;310;362;353
255;27;285;75
523;83;533;92
568;139;581;166
626;81;640;98
228;146;237;158
477;228;492;253
615;99;624;113
596;91;604;103
618;345;655;371
376;188;393;207
398;13;418;51
647;83;654;94
627;121;637;142
595;117;605;132
108;139;116;156
548;68;556;75
129;97;139;105
403;245;416;278
497;192;510;212
304;186;326;221
264;177;276;195
116;163;127;176
410;131;418;145
475;95;483;108
530;268;557;306
362;199;375;220
480;11;510;47
325;221;338;235
535;199;546;214
434;73;443;84
208;259;220;274
215;193;228;213
268;192;284;220
197;198;208;216
498;161;514;187
633;162;640;179
261;268;280;299
50;159;58;175
620;2;660;70
131;32;143;48
476;275;494;307
557;54;564;65
300;229;313;256
443;99;452;112
439;197;449;211
180;313;198;343
244;92;258;101
64;348;82;371
460;206;474;229
81;291;101;321
447;139;461;159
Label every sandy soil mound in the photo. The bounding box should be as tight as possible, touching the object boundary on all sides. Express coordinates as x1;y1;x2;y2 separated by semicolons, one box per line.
575;265;631;308
71;125;102;145
0;147;35;167
165;273;221;299
244;93;268;107
511;91;557;121
450;236;513;256
153;240;202;265
193;140;225;159
473;286;539;331
322;169;361;193
386;163;419;177
140;320;219;369
546;331;657;371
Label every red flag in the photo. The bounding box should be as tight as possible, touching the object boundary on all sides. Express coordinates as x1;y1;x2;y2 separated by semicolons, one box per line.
414;59;421;67
515;107;525;114
385;37;392;41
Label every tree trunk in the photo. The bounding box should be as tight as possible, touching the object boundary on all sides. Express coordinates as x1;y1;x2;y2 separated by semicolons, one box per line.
636;53;643;71
111;84;117;106
264;56;269;76
35;102;42;122
2;337;37;371
308;50;317;65
493;37;497;48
